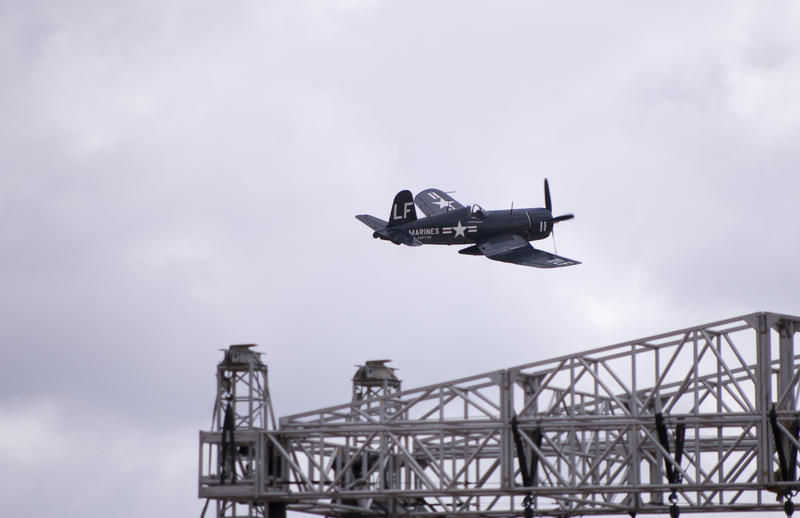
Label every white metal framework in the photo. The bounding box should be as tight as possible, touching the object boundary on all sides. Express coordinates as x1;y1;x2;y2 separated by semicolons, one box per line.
199;312;800;517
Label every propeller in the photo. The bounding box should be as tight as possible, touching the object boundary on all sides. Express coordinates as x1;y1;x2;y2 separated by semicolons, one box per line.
544;178;574;223
543;178;575;254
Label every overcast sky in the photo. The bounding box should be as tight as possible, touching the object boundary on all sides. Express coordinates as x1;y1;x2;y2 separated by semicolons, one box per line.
2;1;800;517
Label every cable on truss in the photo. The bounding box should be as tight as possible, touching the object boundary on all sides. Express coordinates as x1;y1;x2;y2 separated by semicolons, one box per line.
511;414;543;518
655;412;686;518
769;405;799;517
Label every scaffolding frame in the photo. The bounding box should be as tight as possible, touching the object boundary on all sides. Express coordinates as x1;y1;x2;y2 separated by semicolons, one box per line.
199;312;800;517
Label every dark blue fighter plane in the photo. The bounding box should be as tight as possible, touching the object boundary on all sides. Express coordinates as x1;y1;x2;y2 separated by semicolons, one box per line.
356;180;579;268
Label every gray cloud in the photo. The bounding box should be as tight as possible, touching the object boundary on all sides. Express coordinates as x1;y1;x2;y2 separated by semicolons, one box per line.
1;2;799;516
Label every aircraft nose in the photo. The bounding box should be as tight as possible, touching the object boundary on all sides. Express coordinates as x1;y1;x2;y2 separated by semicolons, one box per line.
525;210;536;239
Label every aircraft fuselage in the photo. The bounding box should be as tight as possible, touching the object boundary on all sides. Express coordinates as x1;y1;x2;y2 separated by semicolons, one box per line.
388;207;552;245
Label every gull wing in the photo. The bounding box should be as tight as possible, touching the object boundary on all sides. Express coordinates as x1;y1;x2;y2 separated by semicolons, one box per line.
476;234;580;268
414;189;465;217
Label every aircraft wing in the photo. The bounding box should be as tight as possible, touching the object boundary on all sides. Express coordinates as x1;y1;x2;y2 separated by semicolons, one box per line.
414;189;465;217
477;234;580;268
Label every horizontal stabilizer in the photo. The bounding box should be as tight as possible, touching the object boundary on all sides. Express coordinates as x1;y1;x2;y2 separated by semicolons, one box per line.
355;214;387;231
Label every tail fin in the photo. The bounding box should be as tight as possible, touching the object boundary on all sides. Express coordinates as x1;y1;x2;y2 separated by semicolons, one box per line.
387;190;417;227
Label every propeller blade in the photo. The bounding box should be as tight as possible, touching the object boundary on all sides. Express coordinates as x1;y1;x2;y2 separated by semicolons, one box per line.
544;178;552;212
553;214;574;223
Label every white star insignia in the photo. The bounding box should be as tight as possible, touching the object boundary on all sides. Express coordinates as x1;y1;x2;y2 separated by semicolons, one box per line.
435;197;452;209
452;220;467;238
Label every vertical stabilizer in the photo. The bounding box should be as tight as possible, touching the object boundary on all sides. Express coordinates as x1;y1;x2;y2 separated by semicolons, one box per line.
387;190;417;227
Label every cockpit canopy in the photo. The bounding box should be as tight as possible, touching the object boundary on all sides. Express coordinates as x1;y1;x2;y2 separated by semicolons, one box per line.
469;204;486;219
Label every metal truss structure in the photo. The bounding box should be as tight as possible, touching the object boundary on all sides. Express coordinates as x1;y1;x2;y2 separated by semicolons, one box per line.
199;312;800;518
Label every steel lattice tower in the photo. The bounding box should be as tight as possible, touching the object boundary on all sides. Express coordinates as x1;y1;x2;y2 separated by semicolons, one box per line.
199;312;800;518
